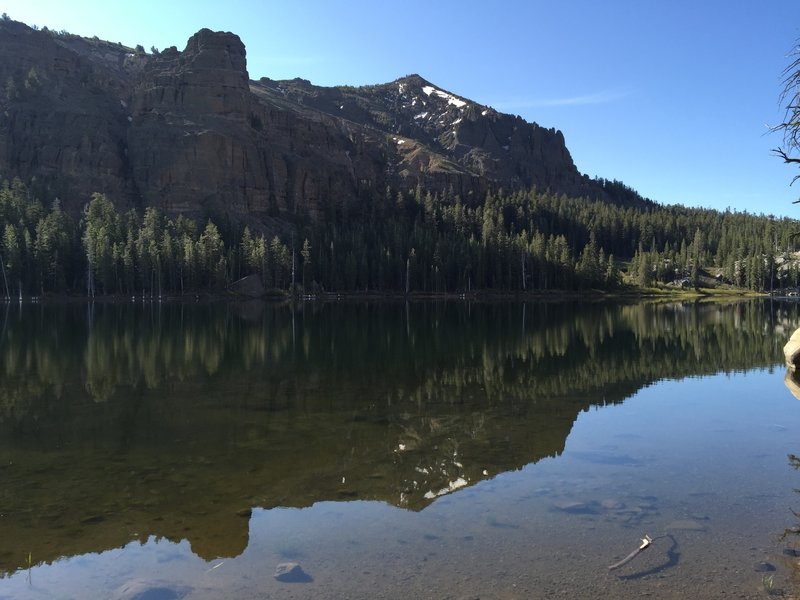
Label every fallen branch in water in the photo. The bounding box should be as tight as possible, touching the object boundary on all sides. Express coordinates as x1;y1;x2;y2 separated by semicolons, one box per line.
608;534;652;571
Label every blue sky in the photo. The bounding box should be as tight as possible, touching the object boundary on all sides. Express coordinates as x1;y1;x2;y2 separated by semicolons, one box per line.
4;0;800;216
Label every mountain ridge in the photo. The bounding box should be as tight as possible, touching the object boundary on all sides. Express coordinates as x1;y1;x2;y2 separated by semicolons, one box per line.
0;20;651;230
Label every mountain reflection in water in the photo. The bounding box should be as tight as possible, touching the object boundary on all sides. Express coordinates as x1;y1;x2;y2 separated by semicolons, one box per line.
0;299;796;576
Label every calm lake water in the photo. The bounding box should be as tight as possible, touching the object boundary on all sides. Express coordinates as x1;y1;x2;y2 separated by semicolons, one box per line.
2;299;800;599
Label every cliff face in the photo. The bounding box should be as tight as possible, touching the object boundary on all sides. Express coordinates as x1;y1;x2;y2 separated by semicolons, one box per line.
0;19;139;209
0;20;621;225
127;29;267;216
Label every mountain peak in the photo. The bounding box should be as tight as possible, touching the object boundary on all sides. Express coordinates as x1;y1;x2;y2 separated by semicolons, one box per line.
390;74;468;109
393;73;433;87
183;28;247;75
0;21;643;224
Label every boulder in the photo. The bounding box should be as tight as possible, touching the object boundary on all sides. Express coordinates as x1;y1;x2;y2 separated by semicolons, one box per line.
784;327;800;369
228;274;265;298
114;580;191;600
274;562;312;583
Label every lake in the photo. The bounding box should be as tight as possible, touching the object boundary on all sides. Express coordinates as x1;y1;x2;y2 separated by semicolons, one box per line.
1;299;800;599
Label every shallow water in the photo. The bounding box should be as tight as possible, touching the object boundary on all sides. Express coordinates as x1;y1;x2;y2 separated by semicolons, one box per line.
1;300;800;599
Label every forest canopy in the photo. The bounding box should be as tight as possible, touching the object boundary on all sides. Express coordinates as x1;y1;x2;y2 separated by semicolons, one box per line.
0;176;797;298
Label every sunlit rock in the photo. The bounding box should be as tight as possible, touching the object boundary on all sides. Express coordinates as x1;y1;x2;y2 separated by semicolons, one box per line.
783;327;800;369
274;562;312;583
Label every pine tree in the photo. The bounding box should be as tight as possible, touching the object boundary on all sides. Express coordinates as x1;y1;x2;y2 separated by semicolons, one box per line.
301;238;312;291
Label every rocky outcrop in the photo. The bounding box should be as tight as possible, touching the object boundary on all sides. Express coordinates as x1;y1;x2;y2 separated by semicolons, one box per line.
252;73;594;203
127;29;270;216
0;19;639;226
784;327;800;369
228;273;266;297
0;19;138;211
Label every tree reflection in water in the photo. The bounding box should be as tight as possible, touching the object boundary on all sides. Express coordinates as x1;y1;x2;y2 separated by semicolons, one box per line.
0;299;798;577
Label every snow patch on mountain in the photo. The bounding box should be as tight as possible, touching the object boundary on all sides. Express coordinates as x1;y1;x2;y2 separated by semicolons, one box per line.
422;85;467;108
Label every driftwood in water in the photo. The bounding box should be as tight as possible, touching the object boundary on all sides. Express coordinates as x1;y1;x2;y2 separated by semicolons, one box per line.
608;535;652;571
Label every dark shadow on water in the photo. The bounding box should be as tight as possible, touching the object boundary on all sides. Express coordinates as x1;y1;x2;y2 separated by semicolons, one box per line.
615;534;680;580
486;517;521;529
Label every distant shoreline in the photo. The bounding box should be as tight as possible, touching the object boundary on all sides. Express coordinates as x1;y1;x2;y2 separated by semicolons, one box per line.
1;286;767;305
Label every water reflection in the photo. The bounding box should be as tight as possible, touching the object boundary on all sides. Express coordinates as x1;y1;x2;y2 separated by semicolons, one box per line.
0;300;797;581
785;369;800;400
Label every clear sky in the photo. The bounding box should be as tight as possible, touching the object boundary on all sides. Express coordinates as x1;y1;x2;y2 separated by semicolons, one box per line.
4;0;800;216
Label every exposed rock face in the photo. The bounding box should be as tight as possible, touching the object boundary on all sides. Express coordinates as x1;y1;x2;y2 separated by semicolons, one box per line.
127;29;269;216
0;19;138;210
0;20;630;225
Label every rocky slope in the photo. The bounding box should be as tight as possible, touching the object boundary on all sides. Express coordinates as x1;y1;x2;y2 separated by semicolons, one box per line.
0;19;634;226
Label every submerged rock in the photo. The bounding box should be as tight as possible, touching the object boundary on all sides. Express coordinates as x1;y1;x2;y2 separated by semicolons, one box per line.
553;500;599;514
274;562;312;583
114;580;191;600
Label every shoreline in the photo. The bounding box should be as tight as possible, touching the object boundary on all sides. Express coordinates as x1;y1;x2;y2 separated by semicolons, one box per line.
1;286;767;305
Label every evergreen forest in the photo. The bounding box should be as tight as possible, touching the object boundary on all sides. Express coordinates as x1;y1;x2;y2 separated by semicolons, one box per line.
0;176;798;297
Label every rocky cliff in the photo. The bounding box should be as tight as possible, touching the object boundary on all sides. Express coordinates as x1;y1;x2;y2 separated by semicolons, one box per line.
0;19;631;226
